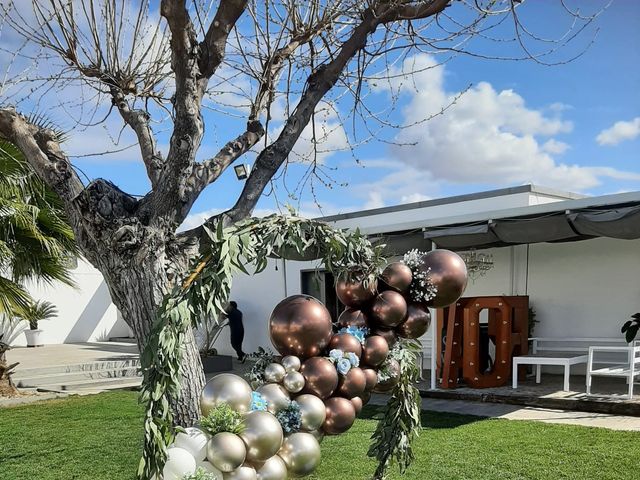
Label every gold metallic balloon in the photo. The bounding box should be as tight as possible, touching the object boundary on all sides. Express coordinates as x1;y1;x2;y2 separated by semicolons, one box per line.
373;327;398;348
295;393;327;431
207;432;247;473
300;357;338;399
281;356;301;373
380;262;413;293
308;429;325;443
269;295;333;357
371;290;408;328
240;411;284;463
361;336;389;367
223;465;257;480
335;275;377;308
256;383;291;414
362;368;378;392
282;371;305;394
336;367;367;399
350;396;363;415
397;303;432;339
328;332;362;357
374;358;401;393
201;374;253;416
264;363;286;383
337;308;368;329
277;432;321;477
420;249;468;308
323;397;356;435
254;455;288;480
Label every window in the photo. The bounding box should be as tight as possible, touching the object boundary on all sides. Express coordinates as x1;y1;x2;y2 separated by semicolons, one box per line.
300;270;342;321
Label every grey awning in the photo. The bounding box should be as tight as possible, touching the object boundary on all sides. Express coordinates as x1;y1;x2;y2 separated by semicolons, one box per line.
424;203;640;249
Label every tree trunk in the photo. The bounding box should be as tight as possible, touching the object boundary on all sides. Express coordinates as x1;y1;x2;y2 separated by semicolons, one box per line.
0;342;18;396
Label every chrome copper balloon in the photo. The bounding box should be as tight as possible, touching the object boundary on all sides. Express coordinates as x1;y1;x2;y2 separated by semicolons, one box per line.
200;374;253;416
239;411;284;463
335;275;377;307
373;327;397;348
362;368;378;392
207;432;247;473
282;371;305;394
370;290;407;328
256;383;291;414
419;249;468;308
277;432;321;477
269;295;333;358
263;363;286;383
300;357;338;399
336;367;367;399
223;465;257;480
397;303;432;339
254;455;287;480
322;397;356;435
328;332;362;357
281;355;301;373
380;262;413;293
361;335;389;367
336;308;368;329
350;396;363;415
374;358;401;393
295;394;327;431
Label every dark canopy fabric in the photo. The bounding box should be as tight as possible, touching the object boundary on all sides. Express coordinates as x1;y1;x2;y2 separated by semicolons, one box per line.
424;203;640;249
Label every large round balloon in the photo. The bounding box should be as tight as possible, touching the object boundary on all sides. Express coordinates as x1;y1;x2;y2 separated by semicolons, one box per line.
323;397;356;435
350;396;363;415
256;383;291;414
374;358;401;393
207;433;247;473
300;357;338;399
277;432;321;477
335;275;377;307
372;327;398;348
201;374;253;416
328;332;362;357
223;465;257;480
174;427;209;462
397;303;431;339
380;262;413;293
296;394;327;431
163;447;196;480
254;455;288;480
362;368;378;392
240;411;284;463
336;367;367;399
336;308;368;329
361;335;389;367
370;290;407;328
269;295;333;357
419;249;468;308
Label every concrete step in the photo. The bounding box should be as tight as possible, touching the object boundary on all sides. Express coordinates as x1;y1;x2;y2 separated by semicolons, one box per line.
15;365;141;388
13;359;141;380
36;375;143;393
108;336;137;344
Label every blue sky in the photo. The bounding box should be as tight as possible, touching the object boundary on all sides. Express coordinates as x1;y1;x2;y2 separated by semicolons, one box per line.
6;1;638;228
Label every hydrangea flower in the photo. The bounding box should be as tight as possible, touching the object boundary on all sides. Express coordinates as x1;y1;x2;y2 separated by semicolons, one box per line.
337;357;352;375
329;349;344;362
339;326;369;344
250;391;268;411
346;352;359;368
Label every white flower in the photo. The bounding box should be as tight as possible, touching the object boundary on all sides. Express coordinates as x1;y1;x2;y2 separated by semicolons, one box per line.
337;358;352;375
329;349;344;363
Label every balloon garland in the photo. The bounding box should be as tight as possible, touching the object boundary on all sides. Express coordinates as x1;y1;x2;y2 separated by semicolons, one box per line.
138;215;467;480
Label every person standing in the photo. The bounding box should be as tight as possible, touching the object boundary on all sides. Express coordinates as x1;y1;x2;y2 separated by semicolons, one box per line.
226;301;246;362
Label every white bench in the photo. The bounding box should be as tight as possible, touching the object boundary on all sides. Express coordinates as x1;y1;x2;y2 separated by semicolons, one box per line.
587;342;640;399
512;337;627;392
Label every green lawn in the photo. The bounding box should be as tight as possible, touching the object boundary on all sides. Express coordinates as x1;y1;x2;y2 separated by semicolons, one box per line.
1;391;638;480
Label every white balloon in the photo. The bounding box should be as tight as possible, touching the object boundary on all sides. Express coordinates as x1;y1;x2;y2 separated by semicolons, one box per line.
197;460;224;480
175;427;210;461
163;447;196;480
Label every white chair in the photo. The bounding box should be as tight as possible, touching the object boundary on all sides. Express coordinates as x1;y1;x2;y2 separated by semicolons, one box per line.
586;341;640;399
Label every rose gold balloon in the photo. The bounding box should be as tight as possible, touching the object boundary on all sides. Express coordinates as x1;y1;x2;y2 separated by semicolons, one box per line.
362;368;378;392
335;275;377;308
373;327;397;348
380;262;413;293
328;333;362;358
371;291;407;328
269;295;333;358
420;249;468;308
336;367;367;399
350;396;363;415
323;397;356;435
374;358;401;393
300;357;339;399
397;303;432;339
337;308;368;329
362;335;389;367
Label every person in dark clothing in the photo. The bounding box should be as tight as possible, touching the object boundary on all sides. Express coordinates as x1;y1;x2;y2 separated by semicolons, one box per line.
226;301;246;362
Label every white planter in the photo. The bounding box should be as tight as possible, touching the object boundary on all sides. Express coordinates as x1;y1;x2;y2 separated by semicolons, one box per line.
24;329;44;347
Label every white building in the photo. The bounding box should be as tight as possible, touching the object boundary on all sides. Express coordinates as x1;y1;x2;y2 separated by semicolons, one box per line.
13;185;640;364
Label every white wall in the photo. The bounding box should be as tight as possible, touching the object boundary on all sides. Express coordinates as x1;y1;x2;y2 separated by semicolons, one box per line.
12;258;130;347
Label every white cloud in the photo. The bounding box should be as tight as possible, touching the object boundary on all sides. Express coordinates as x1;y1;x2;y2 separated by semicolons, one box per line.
377;54;637;192
596;117;640;146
